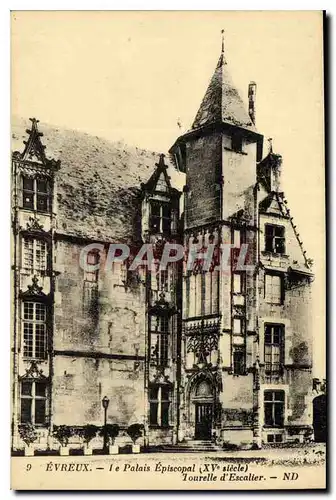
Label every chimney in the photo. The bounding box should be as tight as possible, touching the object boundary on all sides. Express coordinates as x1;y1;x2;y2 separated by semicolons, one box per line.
248;81;257;124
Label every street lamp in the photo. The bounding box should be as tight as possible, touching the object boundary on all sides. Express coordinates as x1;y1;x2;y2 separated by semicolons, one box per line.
102;396;110;453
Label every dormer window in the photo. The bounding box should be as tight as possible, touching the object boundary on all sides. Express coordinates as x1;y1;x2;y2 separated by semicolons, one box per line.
265;224;285;254
22;175;51;213
150;201;171;234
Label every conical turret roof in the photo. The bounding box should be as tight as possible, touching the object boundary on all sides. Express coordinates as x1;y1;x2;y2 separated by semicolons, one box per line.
191;51;257;133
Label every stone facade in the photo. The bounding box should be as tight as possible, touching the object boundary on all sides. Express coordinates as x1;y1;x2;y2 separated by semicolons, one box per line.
11;41;315;452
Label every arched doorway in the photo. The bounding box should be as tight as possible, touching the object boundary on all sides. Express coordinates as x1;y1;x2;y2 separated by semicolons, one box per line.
313;395;326;443
191;379;214;440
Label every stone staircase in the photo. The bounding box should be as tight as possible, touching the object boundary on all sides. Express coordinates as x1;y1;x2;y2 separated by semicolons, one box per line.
160;439;222;453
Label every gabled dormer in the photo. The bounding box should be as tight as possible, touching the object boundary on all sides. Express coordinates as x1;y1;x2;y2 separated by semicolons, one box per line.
257;142;313;275
141;154;181;242
12;118;60;215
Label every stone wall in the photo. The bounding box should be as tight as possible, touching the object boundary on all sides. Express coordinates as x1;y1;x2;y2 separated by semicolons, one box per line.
185;134;222;228
53;238;146;428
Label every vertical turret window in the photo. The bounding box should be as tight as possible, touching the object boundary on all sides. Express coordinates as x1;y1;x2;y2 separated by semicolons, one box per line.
83;251;99;316
233;346;245;375
233;317;244;335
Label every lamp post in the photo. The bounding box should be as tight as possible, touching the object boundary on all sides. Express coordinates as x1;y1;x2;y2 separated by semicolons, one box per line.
102;396;110;453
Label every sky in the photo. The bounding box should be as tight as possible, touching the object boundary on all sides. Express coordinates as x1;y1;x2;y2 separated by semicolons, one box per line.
11;11;325;377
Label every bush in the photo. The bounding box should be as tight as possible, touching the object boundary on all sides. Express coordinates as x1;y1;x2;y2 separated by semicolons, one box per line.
127;423;144;444
99;424;119;445
18;423;37;446
79;425;98;445
53;425;73;447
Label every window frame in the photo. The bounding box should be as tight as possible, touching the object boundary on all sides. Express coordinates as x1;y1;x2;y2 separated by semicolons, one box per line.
264;224;286;254
233;272;245;295
264;324;285;377
233;317;244;335
22;301;47;360
20;379;48;426
21;175;52;213
150;314;170;367
187;271;219;319
149;384;171;428
264;390;285;427
265;273;284;305
231;133;243;153
149;200;172;234
22;236;49;275
233;346;245;375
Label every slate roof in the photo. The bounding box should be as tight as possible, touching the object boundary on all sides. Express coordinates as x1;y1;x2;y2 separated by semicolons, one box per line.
191;53;257;133
11;117;184;243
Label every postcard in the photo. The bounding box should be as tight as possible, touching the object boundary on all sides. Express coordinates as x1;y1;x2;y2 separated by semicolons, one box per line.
10;10;326;490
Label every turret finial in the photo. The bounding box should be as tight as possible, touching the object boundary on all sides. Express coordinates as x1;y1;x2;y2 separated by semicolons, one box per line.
268;137;273;154
221;29;225;55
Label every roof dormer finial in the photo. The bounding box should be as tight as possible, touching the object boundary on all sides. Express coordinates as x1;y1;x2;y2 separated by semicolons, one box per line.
221;29;225;55
268;137;273;154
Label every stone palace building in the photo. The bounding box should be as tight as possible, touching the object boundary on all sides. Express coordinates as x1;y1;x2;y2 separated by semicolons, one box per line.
11;40;315;451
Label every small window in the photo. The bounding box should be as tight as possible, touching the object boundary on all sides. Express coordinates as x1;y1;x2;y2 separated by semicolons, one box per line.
233;347;245;375
149;385;170;427
265;274;283;304
231;134;243;153
275;434;283;443
264;390;285;427
233;273;244;294
265;224;285;254
267;434;275;443
20;380;47;425
233;230;241;248
233;317;244;335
